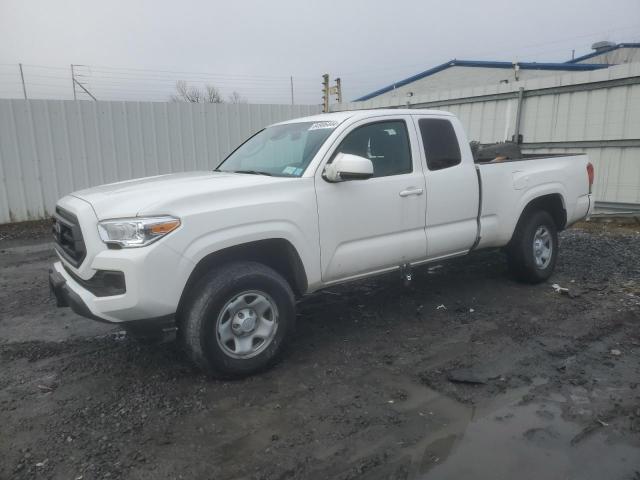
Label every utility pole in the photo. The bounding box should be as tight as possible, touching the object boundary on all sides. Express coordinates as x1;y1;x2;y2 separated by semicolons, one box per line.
332;77;342;104
18;63;27;99
321;74;330;113
71;64;77;100
70;64;97;101
290;76;294;105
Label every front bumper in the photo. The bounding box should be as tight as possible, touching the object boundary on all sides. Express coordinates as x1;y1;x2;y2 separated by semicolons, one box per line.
49;266;103;322
49;265;176;337
49;195;193;337
50;251;185;320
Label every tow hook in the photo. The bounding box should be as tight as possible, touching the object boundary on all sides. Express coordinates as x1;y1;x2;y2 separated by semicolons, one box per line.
400;263;412;287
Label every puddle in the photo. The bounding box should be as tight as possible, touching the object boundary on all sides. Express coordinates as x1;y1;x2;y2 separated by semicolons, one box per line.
418;399;639;480
165;370;639;479
353;373;638;479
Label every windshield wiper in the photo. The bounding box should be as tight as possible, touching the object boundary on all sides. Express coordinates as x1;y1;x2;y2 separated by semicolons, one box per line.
229;170;272;176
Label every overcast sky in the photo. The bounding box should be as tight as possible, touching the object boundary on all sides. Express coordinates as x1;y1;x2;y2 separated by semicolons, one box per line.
1;0;639;104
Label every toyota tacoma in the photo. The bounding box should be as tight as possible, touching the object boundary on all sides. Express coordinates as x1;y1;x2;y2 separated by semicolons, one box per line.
50;109;594;377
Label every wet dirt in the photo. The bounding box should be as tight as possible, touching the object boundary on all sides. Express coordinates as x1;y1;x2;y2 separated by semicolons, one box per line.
0;222;639;479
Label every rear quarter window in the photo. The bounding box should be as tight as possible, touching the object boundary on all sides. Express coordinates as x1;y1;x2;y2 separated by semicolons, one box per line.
418;118;462;171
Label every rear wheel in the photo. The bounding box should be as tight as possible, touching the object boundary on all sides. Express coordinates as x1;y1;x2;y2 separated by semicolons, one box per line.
507;210;558;283
181;261;295;378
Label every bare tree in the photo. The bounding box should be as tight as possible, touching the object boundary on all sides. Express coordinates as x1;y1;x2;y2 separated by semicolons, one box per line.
228;91;247;104
171;81;226;103
206;85;224;103
172;80;200;103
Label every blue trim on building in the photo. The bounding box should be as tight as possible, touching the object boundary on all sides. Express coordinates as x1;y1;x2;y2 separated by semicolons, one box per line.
354;59;610;102
566;43;640;64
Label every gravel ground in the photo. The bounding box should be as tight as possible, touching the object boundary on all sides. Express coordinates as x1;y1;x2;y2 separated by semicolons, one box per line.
0;222;639;480
0;220;51;244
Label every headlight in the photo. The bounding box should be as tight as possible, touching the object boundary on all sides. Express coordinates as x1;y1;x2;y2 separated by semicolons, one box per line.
97;216;180;248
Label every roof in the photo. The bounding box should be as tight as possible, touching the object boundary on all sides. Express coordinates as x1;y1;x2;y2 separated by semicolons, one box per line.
273;108;452;126
272;110;355;126
354;59;610;102
566;43;640;64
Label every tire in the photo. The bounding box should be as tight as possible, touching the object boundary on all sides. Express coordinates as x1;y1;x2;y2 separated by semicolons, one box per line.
180;261;295;378
507;210;558;284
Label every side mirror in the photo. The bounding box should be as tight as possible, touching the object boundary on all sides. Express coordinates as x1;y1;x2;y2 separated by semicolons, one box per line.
323;153;374;182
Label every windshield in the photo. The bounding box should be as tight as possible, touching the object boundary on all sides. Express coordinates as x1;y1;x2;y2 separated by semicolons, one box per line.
216;121;338;177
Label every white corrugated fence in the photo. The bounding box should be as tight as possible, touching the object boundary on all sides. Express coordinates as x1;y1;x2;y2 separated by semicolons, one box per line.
0;100;321;223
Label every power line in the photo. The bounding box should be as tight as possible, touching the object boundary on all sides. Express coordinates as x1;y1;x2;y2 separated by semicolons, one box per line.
0;62;326;103
78;64;317;81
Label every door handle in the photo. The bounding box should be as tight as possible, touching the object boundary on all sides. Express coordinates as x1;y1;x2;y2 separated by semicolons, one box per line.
399;188;424;197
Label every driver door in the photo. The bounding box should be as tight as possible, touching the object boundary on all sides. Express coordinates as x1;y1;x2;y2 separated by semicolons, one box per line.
314;116;427;283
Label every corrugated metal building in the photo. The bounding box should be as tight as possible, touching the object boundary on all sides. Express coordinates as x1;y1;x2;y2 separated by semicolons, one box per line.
567;42;640;65
334;61;640;208
355;61;609;102
355;42;640;102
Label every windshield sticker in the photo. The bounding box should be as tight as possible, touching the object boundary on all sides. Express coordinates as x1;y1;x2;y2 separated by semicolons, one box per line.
294;168;303;175
309;121;338;131
282;166;297;175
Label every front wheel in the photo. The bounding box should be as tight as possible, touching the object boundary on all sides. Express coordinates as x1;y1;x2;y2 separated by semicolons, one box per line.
507;210;558;283
180;261;295;378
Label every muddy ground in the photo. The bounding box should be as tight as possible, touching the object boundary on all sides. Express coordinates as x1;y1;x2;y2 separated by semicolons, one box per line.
0;221;639;480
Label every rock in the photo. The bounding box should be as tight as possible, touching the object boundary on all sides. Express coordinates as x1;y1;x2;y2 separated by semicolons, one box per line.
610;349;622;356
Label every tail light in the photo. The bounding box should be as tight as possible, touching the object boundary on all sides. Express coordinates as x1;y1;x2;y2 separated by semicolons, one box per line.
586;162;594;194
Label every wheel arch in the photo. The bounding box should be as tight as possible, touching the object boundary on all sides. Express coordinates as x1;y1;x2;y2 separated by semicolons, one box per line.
177;238;308;317
509;193;567;245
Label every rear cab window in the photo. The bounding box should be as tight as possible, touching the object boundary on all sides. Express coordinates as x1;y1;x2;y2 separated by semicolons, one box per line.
418;118;461;171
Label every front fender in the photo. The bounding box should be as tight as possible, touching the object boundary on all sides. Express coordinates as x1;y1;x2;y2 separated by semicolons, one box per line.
167;219;321;303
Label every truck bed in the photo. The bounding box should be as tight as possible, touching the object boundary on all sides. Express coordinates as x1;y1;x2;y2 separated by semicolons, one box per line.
475;154;591;249
471;140;582;163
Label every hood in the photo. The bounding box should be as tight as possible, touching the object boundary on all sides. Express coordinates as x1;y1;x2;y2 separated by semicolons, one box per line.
72;171;287;219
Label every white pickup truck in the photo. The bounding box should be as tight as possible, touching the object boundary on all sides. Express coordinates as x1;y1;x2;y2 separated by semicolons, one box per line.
49;109;594;377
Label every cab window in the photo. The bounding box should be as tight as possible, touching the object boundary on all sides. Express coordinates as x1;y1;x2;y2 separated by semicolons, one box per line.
419;118;461;171
333;120;412;177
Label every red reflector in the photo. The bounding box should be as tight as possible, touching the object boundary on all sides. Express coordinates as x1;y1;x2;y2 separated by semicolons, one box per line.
587;162;594;193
